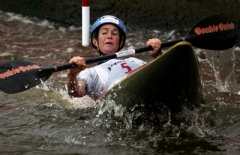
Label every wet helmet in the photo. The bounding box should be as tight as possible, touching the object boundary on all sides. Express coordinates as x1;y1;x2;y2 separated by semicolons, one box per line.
90;15;126;52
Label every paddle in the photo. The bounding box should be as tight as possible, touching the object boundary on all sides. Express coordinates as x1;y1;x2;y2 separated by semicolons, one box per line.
0;15;238;94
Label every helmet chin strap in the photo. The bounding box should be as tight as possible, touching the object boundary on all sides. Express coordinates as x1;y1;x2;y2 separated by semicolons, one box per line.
95;43;105;55
95;44;107;64
97;49;104;55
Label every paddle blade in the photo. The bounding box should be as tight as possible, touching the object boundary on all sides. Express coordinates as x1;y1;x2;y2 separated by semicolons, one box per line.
0;61;50;94
185;15;239;50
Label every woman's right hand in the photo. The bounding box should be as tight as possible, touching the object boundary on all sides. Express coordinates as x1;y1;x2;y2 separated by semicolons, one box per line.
68;56;87;76
67;56;87;97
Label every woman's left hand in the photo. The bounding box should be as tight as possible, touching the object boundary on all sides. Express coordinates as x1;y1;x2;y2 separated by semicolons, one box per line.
146;38;162;55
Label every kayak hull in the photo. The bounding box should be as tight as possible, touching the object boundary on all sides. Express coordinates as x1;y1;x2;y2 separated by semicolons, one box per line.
97;42;202;115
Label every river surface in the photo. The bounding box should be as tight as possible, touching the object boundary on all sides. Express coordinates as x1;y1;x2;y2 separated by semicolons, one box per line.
0;10;240;155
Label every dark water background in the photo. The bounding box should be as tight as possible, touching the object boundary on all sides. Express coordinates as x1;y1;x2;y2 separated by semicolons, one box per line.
0;10;240;154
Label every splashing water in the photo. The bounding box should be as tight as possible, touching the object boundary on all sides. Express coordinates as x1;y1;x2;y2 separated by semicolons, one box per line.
1;10;240;154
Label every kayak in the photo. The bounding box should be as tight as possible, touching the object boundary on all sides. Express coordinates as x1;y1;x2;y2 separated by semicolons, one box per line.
0;15;236;116
97;41;202;114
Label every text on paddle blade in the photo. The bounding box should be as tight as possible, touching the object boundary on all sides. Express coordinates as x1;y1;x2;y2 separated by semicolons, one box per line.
194;22;235;35
0;65;40;79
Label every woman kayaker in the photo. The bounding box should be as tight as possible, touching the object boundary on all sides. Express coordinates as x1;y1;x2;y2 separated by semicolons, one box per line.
67;15;162;100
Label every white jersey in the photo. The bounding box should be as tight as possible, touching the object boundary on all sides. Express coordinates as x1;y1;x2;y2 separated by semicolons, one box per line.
77;57;146;100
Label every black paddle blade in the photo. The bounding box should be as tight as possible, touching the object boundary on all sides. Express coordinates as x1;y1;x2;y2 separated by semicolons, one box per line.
186;15;239;50
0;61;51;94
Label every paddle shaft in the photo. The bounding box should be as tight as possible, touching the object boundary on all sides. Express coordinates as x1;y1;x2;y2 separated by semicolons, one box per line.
0;15;238;94
49;39;187;72
47;46;153;73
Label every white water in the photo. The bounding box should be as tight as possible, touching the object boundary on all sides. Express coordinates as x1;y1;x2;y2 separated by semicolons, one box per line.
1;10;240;155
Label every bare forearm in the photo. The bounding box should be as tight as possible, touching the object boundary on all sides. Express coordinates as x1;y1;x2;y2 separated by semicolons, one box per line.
67;73;86;97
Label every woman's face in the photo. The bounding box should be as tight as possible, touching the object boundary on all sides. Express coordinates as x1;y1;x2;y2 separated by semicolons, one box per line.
92;24;123;55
